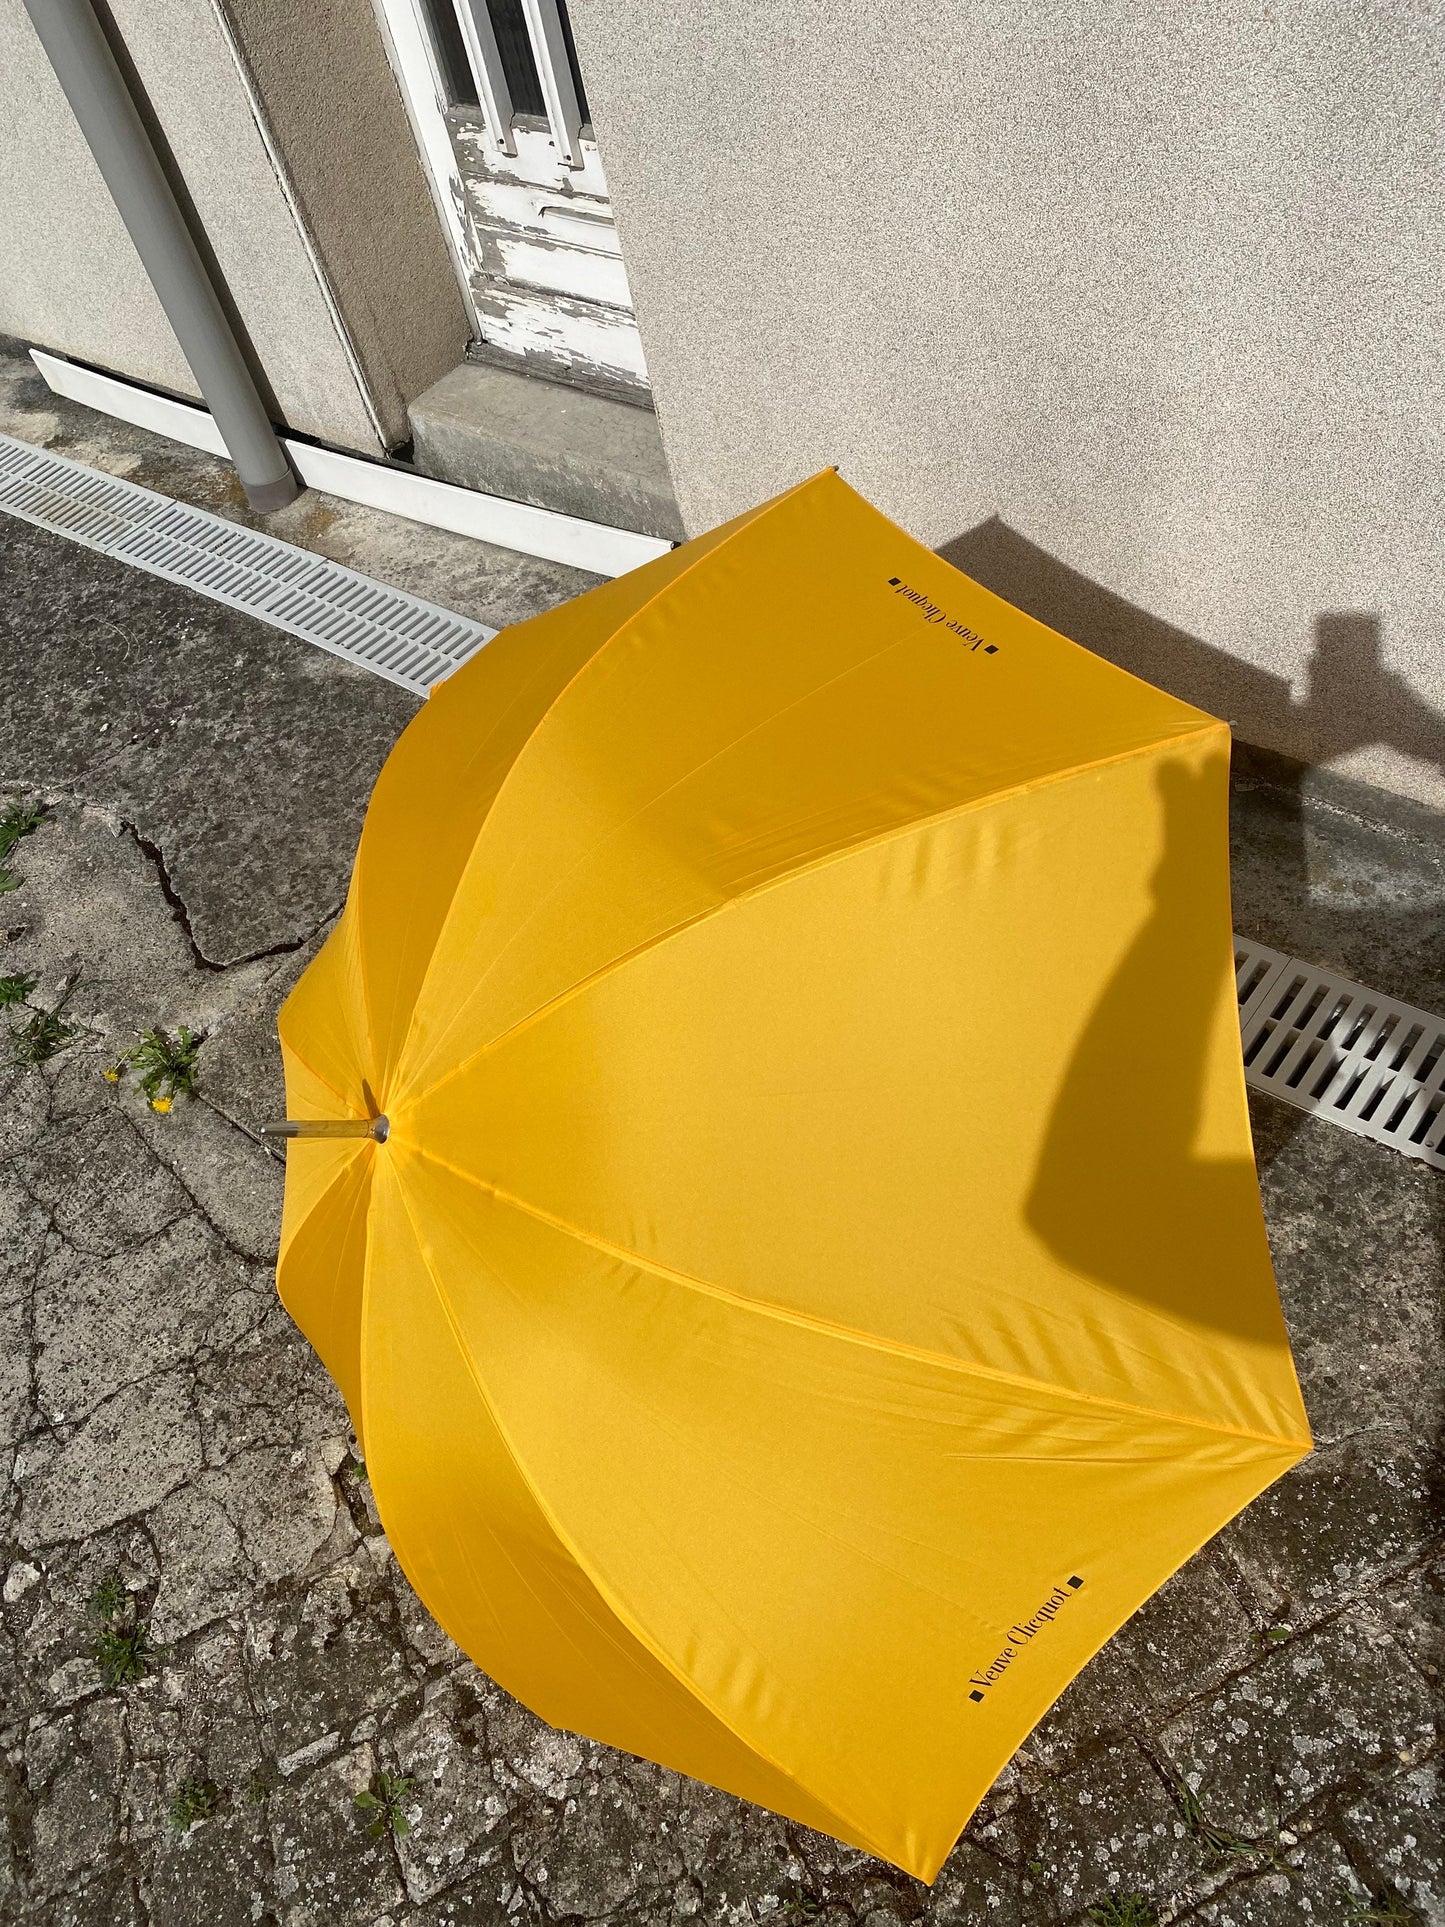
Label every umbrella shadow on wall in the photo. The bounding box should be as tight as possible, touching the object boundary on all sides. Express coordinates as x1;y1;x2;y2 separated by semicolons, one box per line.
936;519;1445;787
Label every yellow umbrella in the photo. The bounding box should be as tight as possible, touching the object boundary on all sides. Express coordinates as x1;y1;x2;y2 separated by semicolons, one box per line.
271;470;1310;1882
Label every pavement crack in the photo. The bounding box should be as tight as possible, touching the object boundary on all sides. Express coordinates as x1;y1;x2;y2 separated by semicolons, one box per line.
110;816;215;971
117;1108;274;1268
0;1734;39;1899
117;816;342;972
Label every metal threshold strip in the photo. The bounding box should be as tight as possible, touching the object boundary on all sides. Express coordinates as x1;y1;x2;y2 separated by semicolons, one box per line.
0;431;492;695
1236;936;1445;1170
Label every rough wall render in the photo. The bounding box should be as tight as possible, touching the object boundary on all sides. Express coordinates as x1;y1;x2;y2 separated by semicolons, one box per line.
216;0;468;443
111;0;385;450
0;0;198;404
569;0;1445;810
0;0;465;453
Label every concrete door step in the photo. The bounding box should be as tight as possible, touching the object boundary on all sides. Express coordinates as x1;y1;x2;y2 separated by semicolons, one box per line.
408;361;684;544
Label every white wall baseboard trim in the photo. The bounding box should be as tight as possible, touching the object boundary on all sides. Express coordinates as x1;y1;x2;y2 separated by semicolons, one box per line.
29;349;674;578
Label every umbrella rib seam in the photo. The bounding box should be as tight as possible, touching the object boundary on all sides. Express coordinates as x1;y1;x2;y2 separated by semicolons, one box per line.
278;914;375;1118
404;620;925;1088
275;1021;355;1111
361;1173;784;1802
403;1142;1312;1457
394;720;1228;1119
362;621;641;1086
385;1163;892;1862
277;1151;375;1423
383;474;826;1093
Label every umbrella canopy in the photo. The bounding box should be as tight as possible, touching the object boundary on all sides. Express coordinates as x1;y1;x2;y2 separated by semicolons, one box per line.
275;469;1310;1881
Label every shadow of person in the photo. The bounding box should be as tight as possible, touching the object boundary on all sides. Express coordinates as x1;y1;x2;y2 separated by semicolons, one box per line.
1228;614;1445;1147
1296;612;1445;776
1024;757;1284;1342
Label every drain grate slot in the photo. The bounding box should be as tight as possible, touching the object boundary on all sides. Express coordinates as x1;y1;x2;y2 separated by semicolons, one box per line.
0;432;494;695
1234;935;1445;1171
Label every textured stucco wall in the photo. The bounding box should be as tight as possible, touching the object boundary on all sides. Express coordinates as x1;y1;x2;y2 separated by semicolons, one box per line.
0;0;197;405
0;0;465;452
571;1;1445;810
215;0;468;442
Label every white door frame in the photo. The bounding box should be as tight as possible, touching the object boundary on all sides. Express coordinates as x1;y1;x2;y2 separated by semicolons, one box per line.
371;0;484;334
372;0;650;397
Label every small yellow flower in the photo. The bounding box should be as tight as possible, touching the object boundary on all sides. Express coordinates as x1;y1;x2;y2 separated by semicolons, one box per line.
149;1094;173;1114
102;1065;121;1084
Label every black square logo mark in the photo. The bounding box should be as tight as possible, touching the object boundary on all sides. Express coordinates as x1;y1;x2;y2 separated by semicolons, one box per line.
888;576;901;585
1067;1575;1084;1590
984;644;999;654
969;1690;985;1703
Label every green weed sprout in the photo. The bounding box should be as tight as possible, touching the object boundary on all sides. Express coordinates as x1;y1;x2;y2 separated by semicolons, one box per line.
0;973;36;1008
1086;1897;1160;1927
0;799;42;894
90;1568;153;1687
355;1771;414;1840
8;976;86;1069
105;1025;202;1113
167;1778;218;1833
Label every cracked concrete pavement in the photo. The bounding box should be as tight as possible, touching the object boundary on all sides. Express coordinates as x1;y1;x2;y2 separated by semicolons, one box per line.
0;370;1441;1925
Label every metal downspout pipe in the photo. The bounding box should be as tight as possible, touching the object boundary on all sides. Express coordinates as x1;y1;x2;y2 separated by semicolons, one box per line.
22;0;300;512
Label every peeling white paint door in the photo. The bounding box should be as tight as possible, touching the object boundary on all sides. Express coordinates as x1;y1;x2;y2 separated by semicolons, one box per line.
377;0;650;403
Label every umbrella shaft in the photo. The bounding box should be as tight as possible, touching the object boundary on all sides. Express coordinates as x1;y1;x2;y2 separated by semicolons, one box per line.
261;1117;390;1141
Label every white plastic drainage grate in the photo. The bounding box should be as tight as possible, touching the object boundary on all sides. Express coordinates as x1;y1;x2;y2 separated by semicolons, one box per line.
0;432;494;695
1235;935;1445;1171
